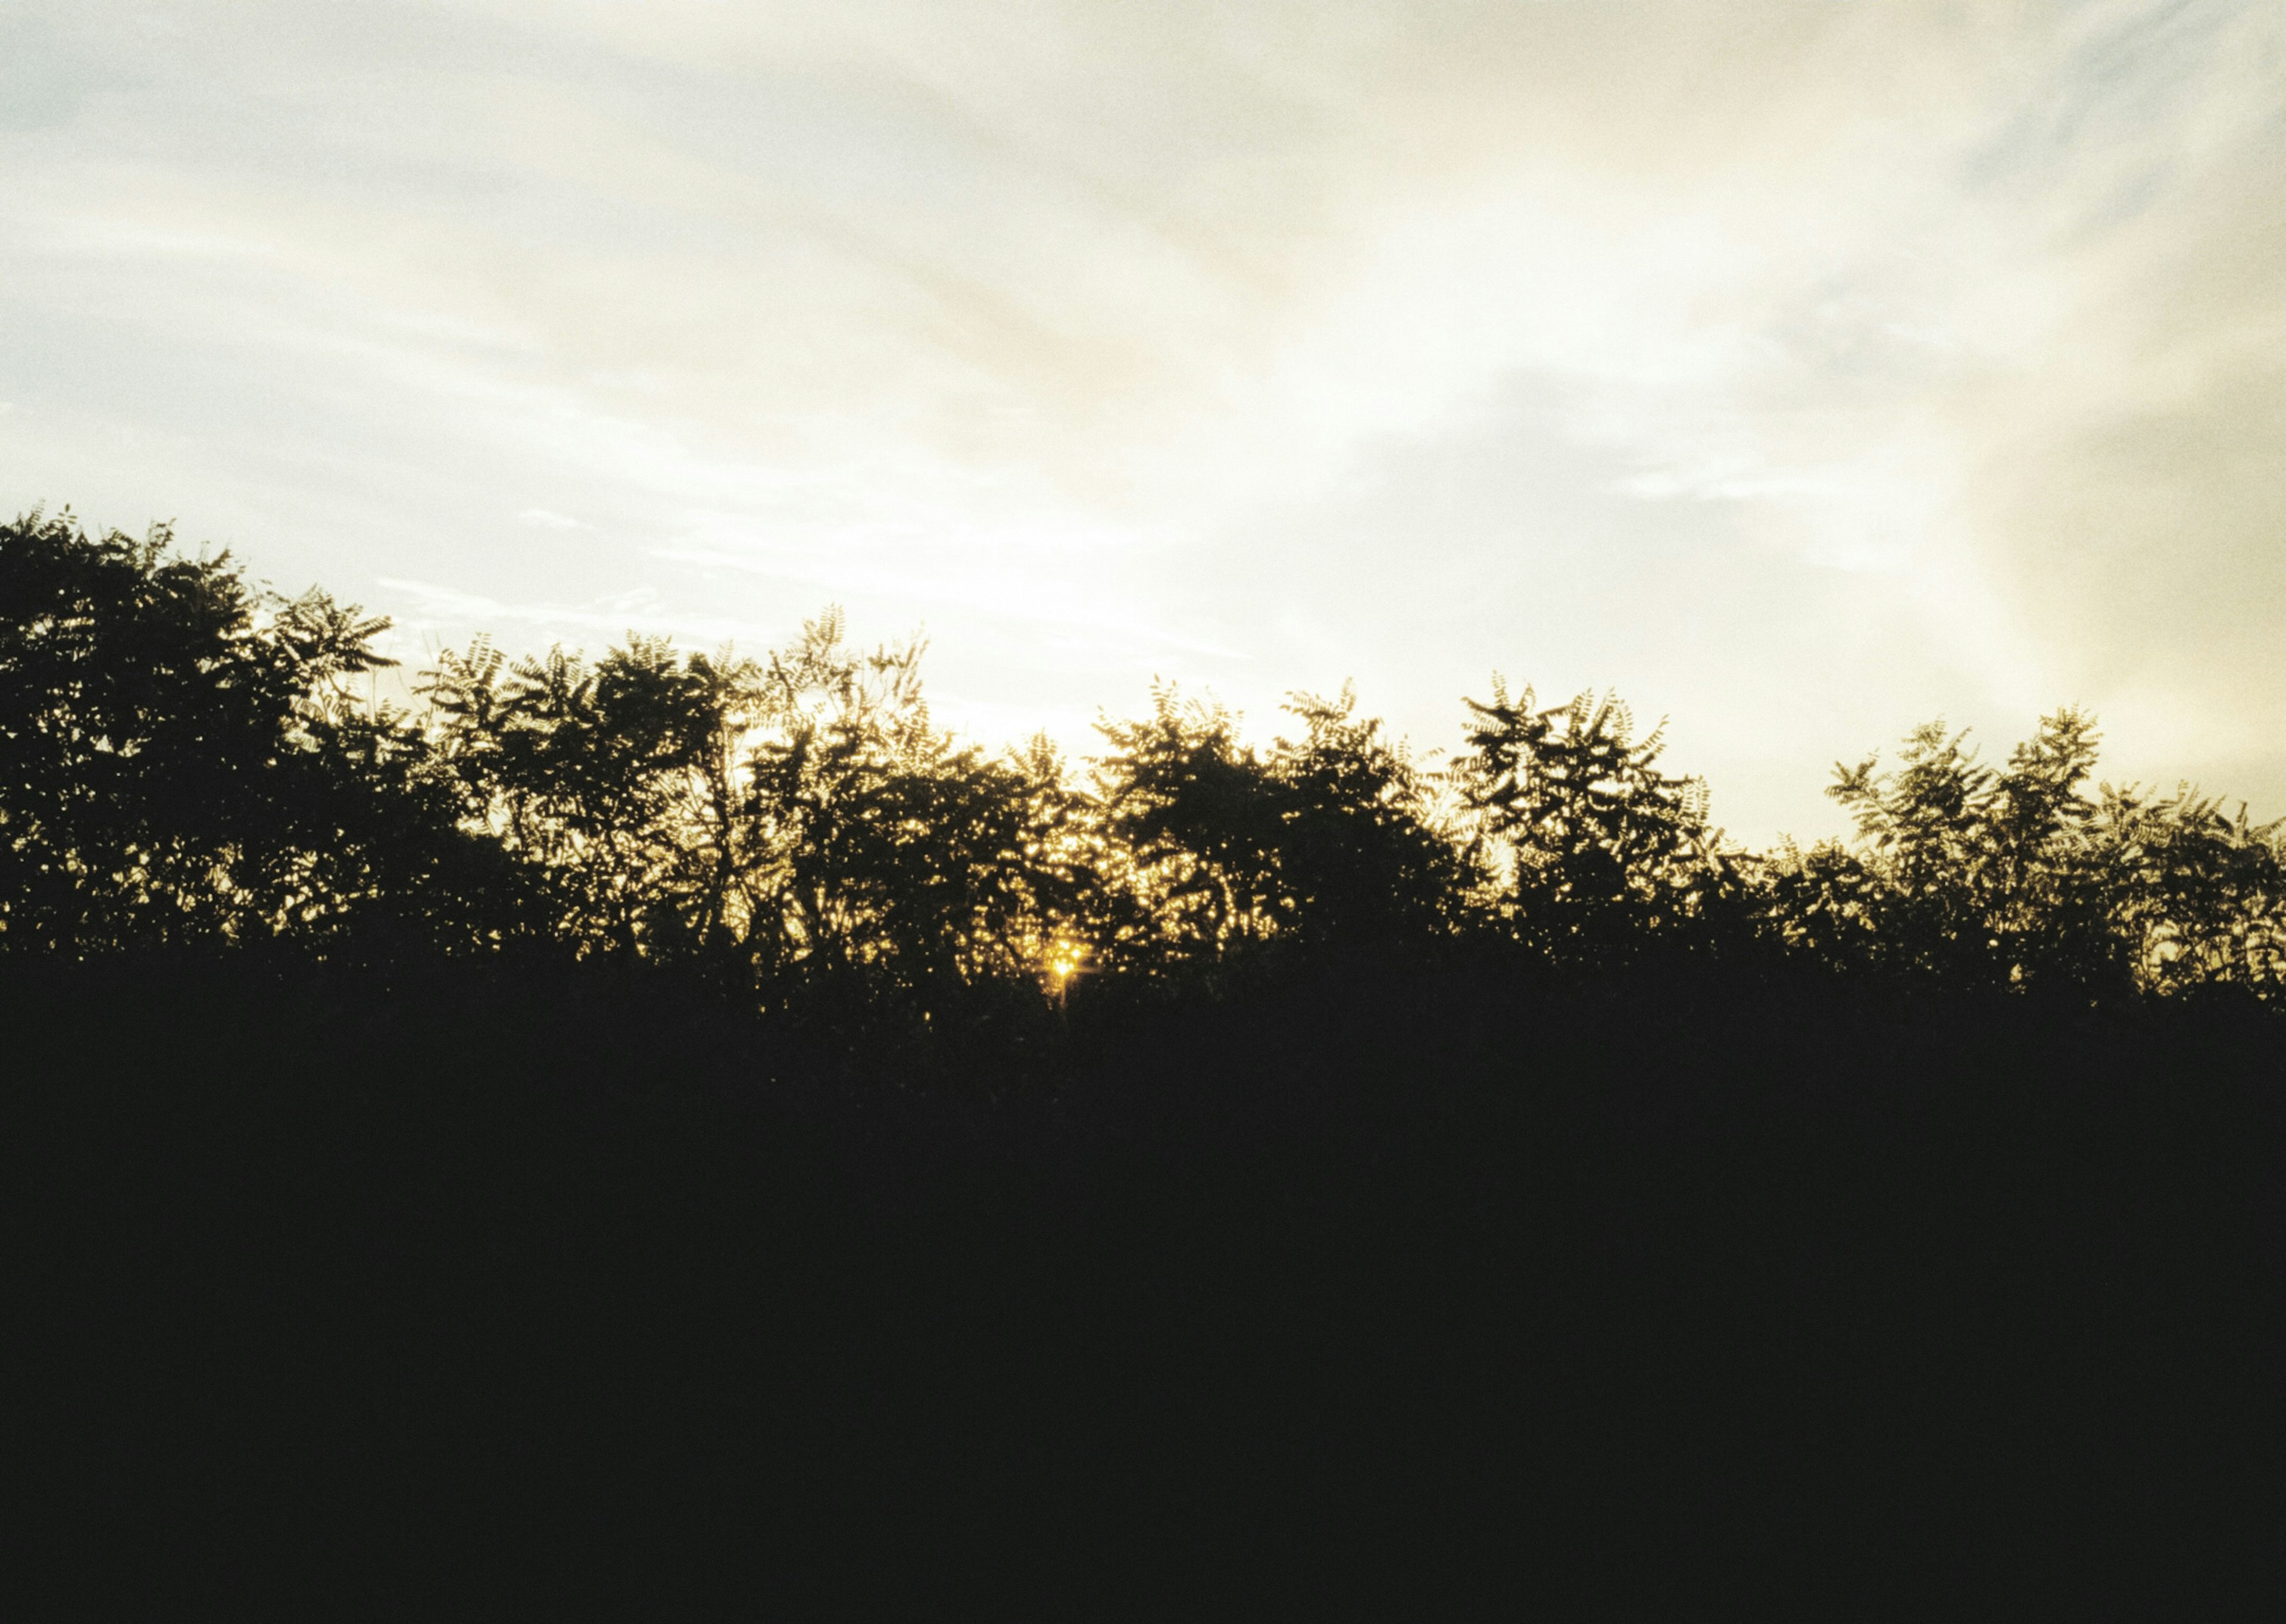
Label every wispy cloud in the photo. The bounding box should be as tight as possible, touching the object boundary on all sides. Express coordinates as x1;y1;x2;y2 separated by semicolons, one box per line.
3;0;2279;839
517;507;590;531
376;576;776;654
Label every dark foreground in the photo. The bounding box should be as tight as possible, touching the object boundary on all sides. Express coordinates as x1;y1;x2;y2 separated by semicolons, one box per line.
7;956;2279;1614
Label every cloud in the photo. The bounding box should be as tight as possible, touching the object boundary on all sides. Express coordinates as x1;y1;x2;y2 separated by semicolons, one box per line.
1;0;2280;840
376;574;773;652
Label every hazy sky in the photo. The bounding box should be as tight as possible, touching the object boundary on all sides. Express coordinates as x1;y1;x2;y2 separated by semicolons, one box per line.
4;0;2281;843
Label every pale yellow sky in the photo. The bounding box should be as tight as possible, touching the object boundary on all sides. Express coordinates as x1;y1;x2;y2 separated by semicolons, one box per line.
4;1;2281;843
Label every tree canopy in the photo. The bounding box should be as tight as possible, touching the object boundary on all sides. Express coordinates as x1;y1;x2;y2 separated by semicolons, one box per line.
7;509;2281;1023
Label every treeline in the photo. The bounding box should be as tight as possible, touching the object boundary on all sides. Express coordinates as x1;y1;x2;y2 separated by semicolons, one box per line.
10;508;2284;1604
6;509;2283;1030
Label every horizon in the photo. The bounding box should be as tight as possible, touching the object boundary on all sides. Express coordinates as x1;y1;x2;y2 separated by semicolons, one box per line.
4;1;2281;845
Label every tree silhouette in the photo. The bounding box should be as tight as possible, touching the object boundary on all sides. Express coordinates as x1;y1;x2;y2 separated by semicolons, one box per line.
0;510;495;957
739;613;1082;1024
1264;686;1481;952
1089;682;1475;978
1457;682;1741;972
16;510;2280;1614
420;633;769;962
2091;781;2286;995
1775;708;2286;998
10;504;2282;1016
1093;685;1291;973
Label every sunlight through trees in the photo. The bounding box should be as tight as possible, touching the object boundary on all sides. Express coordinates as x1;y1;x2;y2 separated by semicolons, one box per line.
7;511;2282;1025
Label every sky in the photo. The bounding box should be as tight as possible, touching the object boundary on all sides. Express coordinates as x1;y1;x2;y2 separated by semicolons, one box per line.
3;0;2281;845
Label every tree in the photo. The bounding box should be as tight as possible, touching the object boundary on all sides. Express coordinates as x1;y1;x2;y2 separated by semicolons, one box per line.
2088;782;2285;996
1263;686;1480;952
1089;682;1475;981
735;613;1086;1031
15;499;2281;1014
422;610;1091;1023
1798;707;2284;998
1457;682;1738;970
421;634;768;963
1092;686;1287;973
0;510;488;955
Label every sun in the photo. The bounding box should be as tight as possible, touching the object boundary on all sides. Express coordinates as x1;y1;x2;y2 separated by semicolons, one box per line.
1043;945;1084;1004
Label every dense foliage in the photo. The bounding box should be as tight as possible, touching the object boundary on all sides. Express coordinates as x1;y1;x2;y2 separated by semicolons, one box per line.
8;510;2281;1606
8;510;2279;1023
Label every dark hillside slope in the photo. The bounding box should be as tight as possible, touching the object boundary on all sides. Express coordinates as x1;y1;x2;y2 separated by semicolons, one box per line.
7;955;2278;1611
